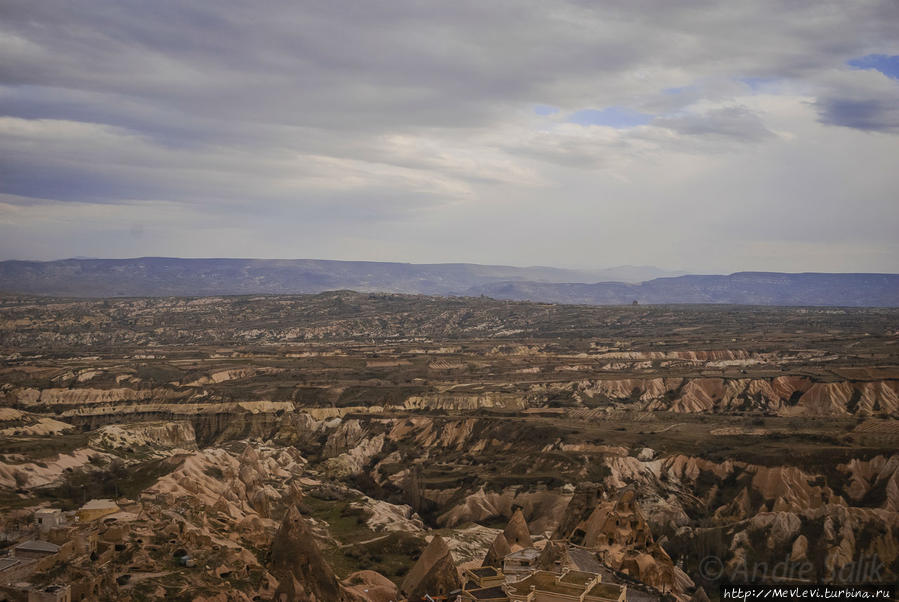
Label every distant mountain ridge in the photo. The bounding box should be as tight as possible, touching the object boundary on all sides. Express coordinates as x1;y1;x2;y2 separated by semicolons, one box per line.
467;272;899;307
0;258;895;306
0;257;669;297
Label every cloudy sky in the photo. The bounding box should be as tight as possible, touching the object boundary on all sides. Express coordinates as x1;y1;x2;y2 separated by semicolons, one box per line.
1;1;898;273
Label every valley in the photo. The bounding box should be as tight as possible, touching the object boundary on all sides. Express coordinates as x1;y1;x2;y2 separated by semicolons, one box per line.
0;292;897;601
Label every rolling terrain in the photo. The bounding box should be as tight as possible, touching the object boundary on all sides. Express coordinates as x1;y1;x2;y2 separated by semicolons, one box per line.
0;292;897;600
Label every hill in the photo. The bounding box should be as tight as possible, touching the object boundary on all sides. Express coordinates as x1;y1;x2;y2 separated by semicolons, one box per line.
0;259;895;306
0;258;668;297
468;272;899;307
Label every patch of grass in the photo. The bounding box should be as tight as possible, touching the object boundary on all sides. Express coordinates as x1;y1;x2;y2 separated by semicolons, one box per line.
298;495;375;544
344;531;424;582
322;530;424;584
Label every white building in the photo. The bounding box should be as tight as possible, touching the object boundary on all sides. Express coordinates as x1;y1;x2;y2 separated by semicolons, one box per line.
34;509;63;533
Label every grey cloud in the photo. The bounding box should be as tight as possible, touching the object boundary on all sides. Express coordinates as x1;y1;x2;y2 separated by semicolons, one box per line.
816;98;899;132
2;1;894;133
811;68;899;132
653;106;776;141
0;1;897;271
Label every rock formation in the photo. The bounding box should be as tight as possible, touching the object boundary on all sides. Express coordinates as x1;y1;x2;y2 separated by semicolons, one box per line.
502;507;533;550
342;570;399;602
556;487;691;595
270;505;358;602
400;534;461;601
536;540;572;571
553;483;602;540
88;421;197;453
566;376;899;417
482;532;511;568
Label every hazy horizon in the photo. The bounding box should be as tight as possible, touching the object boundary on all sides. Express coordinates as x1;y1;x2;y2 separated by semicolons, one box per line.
1;1;897;273
2;255;898;279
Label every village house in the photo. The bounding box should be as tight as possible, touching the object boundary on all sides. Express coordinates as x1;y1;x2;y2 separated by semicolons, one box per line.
505;570;626;602
27;584;70;602
11;542;59;562
76;500;119;523
458;584;508;601
0;556;38;587
462;566;505;590
502;548;540;582
456;569;627;602
32;511;62;536
459;566;509;601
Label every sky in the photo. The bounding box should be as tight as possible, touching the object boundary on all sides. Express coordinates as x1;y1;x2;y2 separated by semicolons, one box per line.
1;1;898;273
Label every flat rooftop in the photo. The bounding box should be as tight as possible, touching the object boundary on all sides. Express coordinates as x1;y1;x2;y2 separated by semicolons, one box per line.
467;585;507;600
505;547;540;561
81;499;119;510
0;557;26;572
15;540;60;553
507;571;588;596
559;569;598;586
470;566;500;577
587;582;626;599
